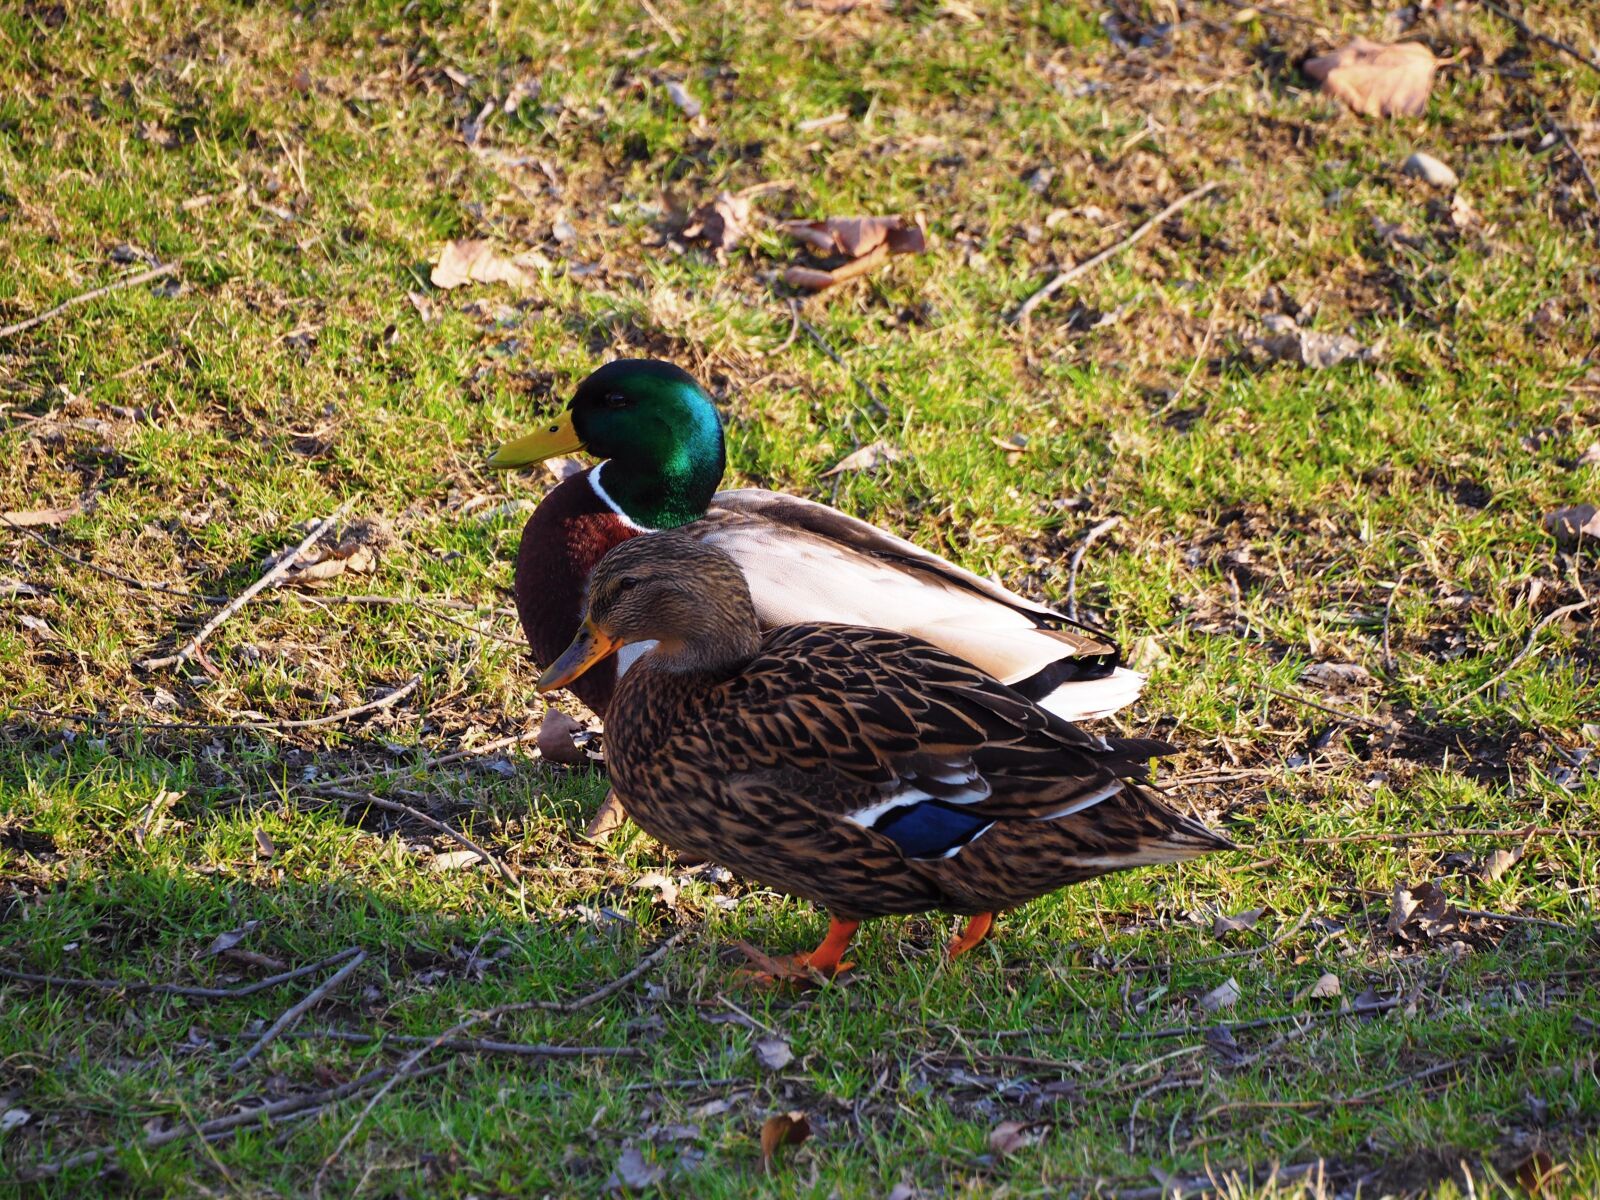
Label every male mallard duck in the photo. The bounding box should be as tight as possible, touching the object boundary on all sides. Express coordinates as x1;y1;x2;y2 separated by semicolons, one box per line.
489;359;1142;722
537;533;1232;973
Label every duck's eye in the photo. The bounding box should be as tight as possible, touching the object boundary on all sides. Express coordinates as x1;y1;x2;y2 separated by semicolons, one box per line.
603;391;630;409
613;575;640;593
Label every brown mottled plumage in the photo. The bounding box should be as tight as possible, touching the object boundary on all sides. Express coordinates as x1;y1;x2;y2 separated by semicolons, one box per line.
539;532;1234;973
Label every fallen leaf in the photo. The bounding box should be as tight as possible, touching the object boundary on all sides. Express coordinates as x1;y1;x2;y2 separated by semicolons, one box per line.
406;290;438;324
1401;151;1458;188
17;614;57;641
1301;661;1374;689
606;1146;666;1192
0;499;89;528
204;920;261;957
683;191;752;253
431;849;485;872
1544;503;1600;549
585;789;630;839
754;1036;793;1071
758;1110;811;1173
821;440;902;477
1515;1149;1561;1198
254;828;277;859
987;1120;1046;1155
1303;38;1437;118
1480;846;1522;883
0;1108;31;1133
537;710;589;766
733;940;813;983
1199;976;1241;1013
1212;908;1264;938
1388;879;1461;943
542;455;587;483
431;239;533;290
1258;316;1376;369
782;215;927;259
1447;192;1483;231
664;80;702;118
277;518;394;587
1575;442;1600;468
1299;972;1342;1001
633;870;680;908
1203;1023;1247;1066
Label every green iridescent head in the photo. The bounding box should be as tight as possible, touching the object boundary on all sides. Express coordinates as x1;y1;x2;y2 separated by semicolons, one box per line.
488;359;726;529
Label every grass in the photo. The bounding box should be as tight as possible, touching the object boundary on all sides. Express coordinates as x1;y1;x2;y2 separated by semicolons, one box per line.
2;0;1599;1195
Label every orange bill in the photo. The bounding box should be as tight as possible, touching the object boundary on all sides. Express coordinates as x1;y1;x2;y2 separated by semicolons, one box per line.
536;619;624;692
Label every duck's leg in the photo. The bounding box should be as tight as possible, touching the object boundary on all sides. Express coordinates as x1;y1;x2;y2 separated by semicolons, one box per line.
795;917;860;975
945;912;994;959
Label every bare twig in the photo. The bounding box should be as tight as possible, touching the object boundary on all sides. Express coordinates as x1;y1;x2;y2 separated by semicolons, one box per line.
1280;825;1600;847
0;516;225;600
636;0;682;44
1197;1059;1466;1122
1479;0;1600;80
311;932;683;1196
1065;517;1122;622
257;675;421;731
1263;687;1439;745
0;946;363;1000
228;951;368;1072
794;311;889;418
1117;994;1404;1040
326;789;522;893
1443;597;1596;712
1010;181;1221;323
286;1028;645;1058
16;1063;449;1181
0;262;179;341
511;930;686;1014
1381;570;1409;675
137;500;355;671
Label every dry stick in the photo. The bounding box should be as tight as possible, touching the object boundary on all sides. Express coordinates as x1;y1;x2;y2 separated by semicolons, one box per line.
0;946;362;1000
1010;181;1221;323
252;675;421;731
513;930;687;1014
312;932;683;1197
228;951;368;1072
1280;825;1600;847
636;0;682;44
1444;597;1597;714
1479;0;1600;79
1539;102;1600;224
1118;994;1404;1040
1263;686;1438;745
286;1028;645;1058
137;500;355;671
0;513;220;601
1197;1059;1466;1123
326;789;521;893
0;262;179;341
15;1063;449;1182
1380;570;1408;676
1065;516;1122;622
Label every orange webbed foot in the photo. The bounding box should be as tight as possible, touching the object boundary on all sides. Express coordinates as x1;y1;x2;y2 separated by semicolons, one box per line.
732;917;860;987
945;912;995;960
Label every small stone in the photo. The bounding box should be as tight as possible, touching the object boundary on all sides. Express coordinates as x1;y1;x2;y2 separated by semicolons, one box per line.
1402;151;1458;188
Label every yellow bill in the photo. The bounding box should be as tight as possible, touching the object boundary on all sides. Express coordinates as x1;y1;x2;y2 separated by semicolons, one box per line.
488;409;583;470
537;619;624;692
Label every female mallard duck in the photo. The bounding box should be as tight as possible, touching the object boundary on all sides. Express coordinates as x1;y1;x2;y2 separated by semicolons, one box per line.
489;359;1142;722
537;533;1232;973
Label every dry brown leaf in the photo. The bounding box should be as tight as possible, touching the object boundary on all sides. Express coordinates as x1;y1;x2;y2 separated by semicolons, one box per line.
1299;972;1342;1001
1303;38;1437;118
987;1120;1047;1155
585;789;630;839
821;440;902;477
606;1146;665;1192
783;215;926;258
664;80;701;119
1212;907;1264;938
204;920;260;957
759;1110;811;1173
536;709;589;766
1479;846;1522;883
783;242;890;291
1301;661;1374;689
1544;503;1600;548
754;1036;793;1071
431;849;486;872
633;870;680;909
0;499;89;528
1515;1150;1562;1198
1258;315;1376;369
1388;879;1461;943
733;940;812;983
431;239;533;290
253;828;277;859
683;191;752;253
1199;976;1241;1013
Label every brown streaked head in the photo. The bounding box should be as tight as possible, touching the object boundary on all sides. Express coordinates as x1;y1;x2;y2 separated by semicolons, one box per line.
537;532;761;691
